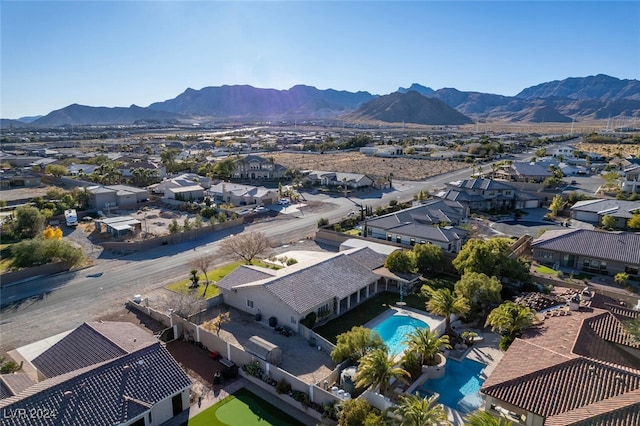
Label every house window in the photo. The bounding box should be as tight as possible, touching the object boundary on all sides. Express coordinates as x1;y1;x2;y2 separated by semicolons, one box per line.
410;238;416;246
387;234;392;241
318;304;331;318
247;299;254;308
396;235;402;244
291;316;297;324
367;228;372;236
599;262;607;270
583;259;590;267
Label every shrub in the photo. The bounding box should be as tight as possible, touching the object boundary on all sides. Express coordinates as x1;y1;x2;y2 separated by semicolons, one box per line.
275;378;291;394
499;334;516;351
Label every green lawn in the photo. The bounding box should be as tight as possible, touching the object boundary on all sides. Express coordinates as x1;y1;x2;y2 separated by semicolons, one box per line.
166;260;278;298
188;388;305;426
314;291;427;344
535;265;556;275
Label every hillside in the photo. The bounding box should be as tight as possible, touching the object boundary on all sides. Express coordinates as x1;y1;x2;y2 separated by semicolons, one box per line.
31;104;183;127
516;74;640;101
344;91;474;125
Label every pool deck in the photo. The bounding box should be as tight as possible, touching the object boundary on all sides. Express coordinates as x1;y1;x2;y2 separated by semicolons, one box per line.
367;307;504;426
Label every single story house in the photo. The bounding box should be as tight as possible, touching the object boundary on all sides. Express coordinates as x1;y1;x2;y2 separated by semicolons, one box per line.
531;228;640;276
88;184;149;211
216;247;390;330
67;163;99;176
164;185;205;202
504;162;553;183
436;179;540;211
0;169;41;189
570;199;640;229
207;182;279;206
302;171;377;190
149;173;211;194
0;321;191;426
481;292;640;426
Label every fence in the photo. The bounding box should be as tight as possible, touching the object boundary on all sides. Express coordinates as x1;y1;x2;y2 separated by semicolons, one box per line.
0;261;73;286
125;299;344;422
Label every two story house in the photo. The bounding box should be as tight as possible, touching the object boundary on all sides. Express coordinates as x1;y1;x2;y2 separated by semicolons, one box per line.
436;179;540;211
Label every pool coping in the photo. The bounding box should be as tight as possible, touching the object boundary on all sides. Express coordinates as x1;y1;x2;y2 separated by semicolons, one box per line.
364;305;446;332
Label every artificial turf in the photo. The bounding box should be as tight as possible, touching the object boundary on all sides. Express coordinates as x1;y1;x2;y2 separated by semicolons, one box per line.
188;388;305;426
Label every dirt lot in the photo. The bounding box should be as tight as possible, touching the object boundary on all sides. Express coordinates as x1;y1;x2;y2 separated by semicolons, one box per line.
576;142;639;158
270;152;467;181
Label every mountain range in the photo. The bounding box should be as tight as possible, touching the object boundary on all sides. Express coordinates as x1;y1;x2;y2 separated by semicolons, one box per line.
3;74;639;128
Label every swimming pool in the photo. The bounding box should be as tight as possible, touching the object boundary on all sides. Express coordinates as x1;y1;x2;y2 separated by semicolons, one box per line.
418;358;486;413
371;314;429;355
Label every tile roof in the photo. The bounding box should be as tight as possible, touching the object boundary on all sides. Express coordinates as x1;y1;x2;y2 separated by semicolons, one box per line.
532;229;640;265
448;178;517;191
482;340;640;418
343;246;388;270
265;253;379;314
216;265;276;290
32;322;157;378
366;199;466;229
0;374;35;398
0;343;191;426
511;162;553;177
570;199;640;218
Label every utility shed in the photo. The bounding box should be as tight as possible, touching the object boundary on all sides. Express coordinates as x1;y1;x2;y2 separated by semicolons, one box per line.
244;336;282;366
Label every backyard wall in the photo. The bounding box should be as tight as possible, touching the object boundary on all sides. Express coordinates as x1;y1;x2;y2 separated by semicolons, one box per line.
1;261;73;286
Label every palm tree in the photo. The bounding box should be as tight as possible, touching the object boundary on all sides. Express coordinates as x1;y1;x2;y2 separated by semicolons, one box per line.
393;393;450;426
485;301;536;339
464;410;513;426
404;328;451;366
426;288;470;334
624;317;640;344
355;347;409;396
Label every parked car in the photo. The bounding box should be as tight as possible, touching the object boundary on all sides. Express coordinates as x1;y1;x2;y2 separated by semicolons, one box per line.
278;199;290;205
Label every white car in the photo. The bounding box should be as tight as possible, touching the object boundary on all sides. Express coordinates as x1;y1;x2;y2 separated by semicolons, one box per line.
278;199;290;205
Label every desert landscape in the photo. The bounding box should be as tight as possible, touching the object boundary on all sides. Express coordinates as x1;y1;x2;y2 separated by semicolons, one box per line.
270;152;468;181
576;142;640;158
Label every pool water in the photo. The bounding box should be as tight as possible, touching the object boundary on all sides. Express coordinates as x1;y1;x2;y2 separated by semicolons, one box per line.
371;315;429;355
418;358;486;413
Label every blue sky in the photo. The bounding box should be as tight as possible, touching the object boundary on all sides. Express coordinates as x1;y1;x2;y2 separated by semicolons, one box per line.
1;1;639;119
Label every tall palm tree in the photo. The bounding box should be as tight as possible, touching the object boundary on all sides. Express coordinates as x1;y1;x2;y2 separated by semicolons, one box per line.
393;393;450;426
404;328;451;366
426;288;470;334
355;347;409;396
485;301;536;339
464;410;513;426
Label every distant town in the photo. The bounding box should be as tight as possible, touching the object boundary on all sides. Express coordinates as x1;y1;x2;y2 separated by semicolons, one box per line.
1;120;639;426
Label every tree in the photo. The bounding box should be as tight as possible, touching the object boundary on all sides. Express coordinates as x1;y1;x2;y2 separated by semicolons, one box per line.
601;214;617;230
627;213;640;229
168;218;182;234
44;164;68;177
385;250;417;274
465;410;513;426
188;269;200;288
331;326;385;363
42;225;63;240
11;238;83;268
614;272;629;287
203;311;230;336
338;398;384;426
191;254;214;296
623;317;640;344
393;393;450;426
217;231;270;264
452;238;529;283
454;272;502;315
355;347;409;396
425;288;470;334
413;243;443;273
14;205;45;239
404;328;451;366
601;171;620;189
486;301;536;343
549;194;564;217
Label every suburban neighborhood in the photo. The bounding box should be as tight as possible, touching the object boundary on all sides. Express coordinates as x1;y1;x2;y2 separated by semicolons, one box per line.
1;119;639;426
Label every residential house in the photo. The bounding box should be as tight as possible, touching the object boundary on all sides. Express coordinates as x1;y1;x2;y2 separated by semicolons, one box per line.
67;163;99;177
88;184;150;211
570;199;640;229
621;164;640;193
164;185;205;202
435;179;540;211
232;155;287;180
481;292;640;426
216;247;392;329
359;146;404;157
149;173;211;195
498;162;553;183
0;169;41;189
531;228;640;276
302;170;378;190
0;321;191;426
365;199;468;253
208;182;279;206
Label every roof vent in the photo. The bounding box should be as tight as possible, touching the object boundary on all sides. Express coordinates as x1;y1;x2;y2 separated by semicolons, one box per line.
63;391;73;398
